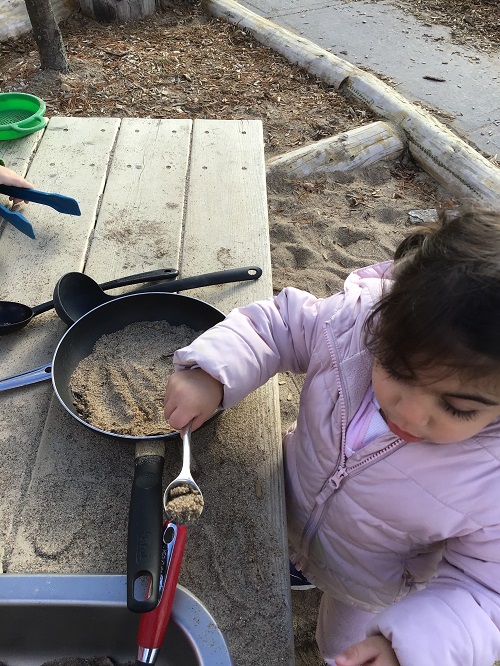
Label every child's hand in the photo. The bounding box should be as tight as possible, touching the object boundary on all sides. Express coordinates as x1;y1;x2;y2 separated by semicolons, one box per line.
0;165;34;204
335;635;400;666
164;368;223;433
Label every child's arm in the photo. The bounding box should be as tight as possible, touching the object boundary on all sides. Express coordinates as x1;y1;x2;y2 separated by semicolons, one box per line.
170;286;326;412
163;287;335;436
335;635;400;666
164;368;223;432
365;568;500;665
0;164;34;203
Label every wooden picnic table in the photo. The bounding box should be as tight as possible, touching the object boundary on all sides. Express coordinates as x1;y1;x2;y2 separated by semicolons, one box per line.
0;117;294;665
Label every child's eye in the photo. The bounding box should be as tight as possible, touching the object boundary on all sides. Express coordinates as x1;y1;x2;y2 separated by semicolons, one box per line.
441;402;478;421
385;367;414;384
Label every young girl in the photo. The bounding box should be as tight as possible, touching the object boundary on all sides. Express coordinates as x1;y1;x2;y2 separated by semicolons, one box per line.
164;208;500;666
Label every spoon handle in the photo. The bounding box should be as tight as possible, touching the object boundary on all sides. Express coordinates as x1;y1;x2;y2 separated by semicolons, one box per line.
30;268;179;317
132;266;263;296
98;267;178;290
180;422;193;479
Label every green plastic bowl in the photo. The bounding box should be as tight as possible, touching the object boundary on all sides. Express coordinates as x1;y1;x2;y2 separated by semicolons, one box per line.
0;92;47;141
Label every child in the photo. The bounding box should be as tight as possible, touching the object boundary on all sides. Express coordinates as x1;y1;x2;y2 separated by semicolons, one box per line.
0;163;34;203
164;208;500;666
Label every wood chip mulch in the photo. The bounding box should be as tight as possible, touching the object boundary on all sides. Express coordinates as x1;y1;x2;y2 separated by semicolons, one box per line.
0;1;374;158
388;0;500;52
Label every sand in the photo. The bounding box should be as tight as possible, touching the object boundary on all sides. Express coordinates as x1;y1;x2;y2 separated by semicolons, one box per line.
69;321;202;437
164;483;204;524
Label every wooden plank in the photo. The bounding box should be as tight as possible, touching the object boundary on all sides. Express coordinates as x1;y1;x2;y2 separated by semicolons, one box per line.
8;118;192;575
0;117;119;567
8;119;194;573
0;126;43;176
0;117;120;307
180;118;294;664
0;116;120;384
183;118;274;305
84;118;192;281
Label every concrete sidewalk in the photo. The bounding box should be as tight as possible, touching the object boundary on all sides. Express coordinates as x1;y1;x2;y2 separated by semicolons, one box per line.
238;0;500;158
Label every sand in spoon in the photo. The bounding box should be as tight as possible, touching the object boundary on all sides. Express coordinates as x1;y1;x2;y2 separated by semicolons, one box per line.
164;484;204;524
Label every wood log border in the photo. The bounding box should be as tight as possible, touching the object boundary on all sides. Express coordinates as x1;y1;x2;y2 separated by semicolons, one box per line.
203;0;500;206
266;121;404;176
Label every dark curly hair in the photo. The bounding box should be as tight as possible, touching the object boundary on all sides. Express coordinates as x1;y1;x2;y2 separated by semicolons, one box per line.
365;208;500;380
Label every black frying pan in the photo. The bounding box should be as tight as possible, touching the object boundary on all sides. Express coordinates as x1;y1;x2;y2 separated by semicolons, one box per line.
52;292;225;613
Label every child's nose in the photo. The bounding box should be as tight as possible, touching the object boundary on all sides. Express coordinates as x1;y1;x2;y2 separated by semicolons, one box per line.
396;394;429;428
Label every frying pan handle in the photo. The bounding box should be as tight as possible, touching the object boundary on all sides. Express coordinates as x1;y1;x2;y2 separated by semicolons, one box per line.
127;451;165;613
136;523;187;662
131;266;262;295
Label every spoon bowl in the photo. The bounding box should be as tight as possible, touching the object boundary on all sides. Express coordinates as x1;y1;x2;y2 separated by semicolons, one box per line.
163;423;204;524
54;272;109;325
0;300;44;333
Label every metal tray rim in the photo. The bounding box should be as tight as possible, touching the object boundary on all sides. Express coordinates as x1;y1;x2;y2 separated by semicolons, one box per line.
0;573;233;665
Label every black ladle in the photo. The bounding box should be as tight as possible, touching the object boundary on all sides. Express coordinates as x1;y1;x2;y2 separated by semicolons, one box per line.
0;268;178;335
54;266;263;326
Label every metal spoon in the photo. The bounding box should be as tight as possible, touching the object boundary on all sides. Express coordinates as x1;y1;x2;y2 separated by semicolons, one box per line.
0;267;178;335
163;422;204;524
53;266;263;326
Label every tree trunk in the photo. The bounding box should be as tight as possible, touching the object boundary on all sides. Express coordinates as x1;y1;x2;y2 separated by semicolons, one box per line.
78;0;156;22
24;0;69;72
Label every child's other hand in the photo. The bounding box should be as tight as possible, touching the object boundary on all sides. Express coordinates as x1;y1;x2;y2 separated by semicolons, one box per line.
335;635;400;666
164;368;223;433
0;165;34;204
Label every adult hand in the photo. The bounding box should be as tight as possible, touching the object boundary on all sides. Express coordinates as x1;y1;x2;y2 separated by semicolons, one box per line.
335;635;400;666
164;368;223;433
0;165;34;204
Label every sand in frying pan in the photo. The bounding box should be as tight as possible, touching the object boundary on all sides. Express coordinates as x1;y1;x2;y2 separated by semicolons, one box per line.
70;321;201;437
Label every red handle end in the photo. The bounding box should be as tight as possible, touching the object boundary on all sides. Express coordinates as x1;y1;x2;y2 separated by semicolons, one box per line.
137;524;187;650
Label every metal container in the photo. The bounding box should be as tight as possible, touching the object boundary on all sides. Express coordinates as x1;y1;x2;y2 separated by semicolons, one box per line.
0;574;233;665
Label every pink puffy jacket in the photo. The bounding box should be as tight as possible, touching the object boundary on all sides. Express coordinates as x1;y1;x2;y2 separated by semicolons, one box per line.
174;262;500;665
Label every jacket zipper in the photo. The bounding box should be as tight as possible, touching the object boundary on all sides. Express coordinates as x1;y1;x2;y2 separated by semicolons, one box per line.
297;321;406;563
298;439;404;563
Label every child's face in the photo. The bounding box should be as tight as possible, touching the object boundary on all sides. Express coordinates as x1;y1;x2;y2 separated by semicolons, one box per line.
372;362;500;444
